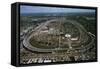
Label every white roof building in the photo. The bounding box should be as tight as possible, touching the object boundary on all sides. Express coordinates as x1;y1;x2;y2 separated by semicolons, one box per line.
71;37;78;41
65;34;71;38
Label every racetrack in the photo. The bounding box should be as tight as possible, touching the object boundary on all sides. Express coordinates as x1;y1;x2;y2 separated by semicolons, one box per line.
22;18;95;53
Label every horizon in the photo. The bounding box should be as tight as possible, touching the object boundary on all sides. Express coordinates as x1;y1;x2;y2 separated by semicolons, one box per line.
20;5;95;14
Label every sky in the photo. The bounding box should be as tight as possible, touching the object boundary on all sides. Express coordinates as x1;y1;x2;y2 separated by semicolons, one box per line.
20;5;95;14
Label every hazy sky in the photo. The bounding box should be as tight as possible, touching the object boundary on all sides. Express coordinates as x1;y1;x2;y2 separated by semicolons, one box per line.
20;5;95;14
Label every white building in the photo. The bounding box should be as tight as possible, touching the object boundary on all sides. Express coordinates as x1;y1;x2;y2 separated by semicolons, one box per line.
65;34;71;38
